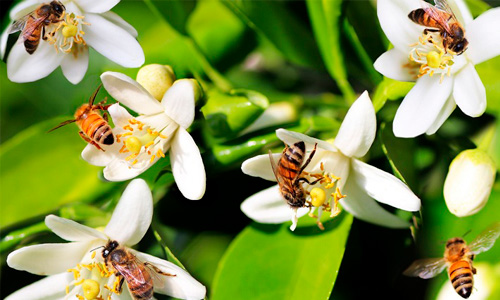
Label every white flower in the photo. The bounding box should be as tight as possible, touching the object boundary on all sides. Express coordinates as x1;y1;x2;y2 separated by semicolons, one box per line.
82;71;206;200
2;0;144;84
5;179;206;300
444;149;496;217
374;0;500;137
241;91;421;230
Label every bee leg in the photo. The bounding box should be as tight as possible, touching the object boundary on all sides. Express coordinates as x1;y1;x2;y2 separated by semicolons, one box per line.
144;262;176;277
299;143;318;174
297;176;322;186
95;97;112;110
42;26;47;40
79;131;105;152
116;276;125;294
103;112;109;122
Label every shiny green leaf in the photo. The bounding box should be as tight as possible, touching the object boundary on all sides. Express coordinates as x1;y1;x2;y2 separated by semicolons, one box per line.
0;117;115;229
223;0;323;69
476;56;500;114
306;0;355;101
187;0;252;68
372;77;415;112
211;214;353;300
201;89;269;138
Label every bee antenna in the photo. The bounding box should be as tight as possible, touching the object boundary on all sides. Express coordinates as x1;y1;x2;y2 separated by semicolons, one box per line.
90;245;105;253
462;229;472;238
47;119;76;133
89;84;103;106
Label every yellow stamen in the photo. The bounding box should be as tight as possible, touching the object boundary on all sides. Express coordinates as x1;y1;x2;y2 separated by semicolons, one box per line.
125;153;138;161
91;251;96;259
150;155;156;163
157;149;165;158
74;278;85;286
144;141;154;148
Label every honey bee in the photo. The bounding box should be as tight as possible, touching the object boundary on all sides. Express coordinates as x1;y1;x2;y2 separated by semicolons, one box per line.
49;85;114;152
269;141;319;208
102;240;175;300
403;223;500;299
408;0;468;55
8;1;66;54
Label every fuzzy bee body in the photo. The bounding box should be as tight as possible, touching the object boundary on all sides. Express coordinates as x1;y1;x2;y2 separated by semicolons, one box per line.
49;85;114;152
9;1;65;54
270;141;317;208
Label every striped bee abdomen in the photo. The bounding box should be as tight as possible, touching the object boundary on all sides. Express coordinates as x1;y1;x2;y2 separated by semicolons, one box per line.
80;113;114;145
408;8;441;28
278;142;305;180
449;260;473;299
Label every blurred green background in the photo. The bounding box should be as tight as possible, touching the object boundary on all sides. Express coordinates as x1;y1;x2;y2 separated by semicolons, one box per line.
1;0;500;299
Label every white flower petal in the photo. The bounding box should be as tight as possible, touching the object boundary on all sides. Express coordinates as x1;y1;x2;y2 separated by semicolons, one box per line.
133;251;206;300
104;179;153;246
393;75;453;138
276;128;338;152
74;0;119;13
1;28;9;60
453;63;486;117
240;185;309;224
60;46;89;84
466;7;500;65
103;159;147;181
4;272;72;300
351;159;421;211
101;72;164;115
84;13;144;68
448;0;473;26
377;0;423;52
425;95;456;135
374;48;415;82
101;11;138;37
9;0;40;20
334;91;376;158
162;79;196;129
341;177;411;228
7;242;91;275
241;153;281;182
170;128;206;200
7;41;63;83
81;143;115;166
309;150;351;191
45;215;107;241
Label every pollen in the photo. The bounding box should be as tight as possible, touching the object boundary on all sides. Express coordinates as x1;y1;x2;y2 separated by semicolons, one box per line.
82;279;100;300
310;188;327;207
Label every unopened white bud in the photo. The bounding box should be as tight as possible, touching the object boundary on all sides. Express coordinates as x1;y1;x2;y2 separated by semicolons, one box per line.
136;64;176;101
444;149;496;217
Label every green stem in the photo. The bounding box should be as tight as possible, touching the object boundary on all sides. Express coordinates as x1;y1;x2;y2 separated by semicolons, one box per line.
151;218;186;270
477;122;496;153
342;19;382;85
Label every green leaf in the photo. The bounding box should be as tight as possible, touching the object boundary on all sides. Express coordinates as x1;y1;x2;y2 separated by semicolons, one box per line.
147;0;195;35
222;0;323;69
465;0;490;17
211;214;353;300
201;89;269;139
0;222;48;253
476;55;500;114
306;0;355;101
0;117;116;229
187;0;252;68
372;77;415;112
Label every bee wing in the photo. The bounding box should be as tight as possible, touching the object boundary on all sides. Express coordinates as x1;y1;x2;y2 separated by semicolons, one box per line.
434;0;458;19
422;2;453;33
403;257;447;279
8;14;31;34
113;258;149;287
468;222;500;255
269;150;283;184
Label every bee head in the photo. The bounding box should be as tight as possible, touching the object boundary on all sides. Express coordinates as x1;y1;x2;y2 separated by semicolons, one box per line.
50;1;65;15
102;240;119;258
451;39;468;55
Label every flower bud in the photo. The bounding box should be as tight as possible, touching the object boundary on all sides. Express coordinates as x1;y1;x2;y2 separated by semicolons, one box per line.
175;78;203;105
136;64;176;101
444;149;496;217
